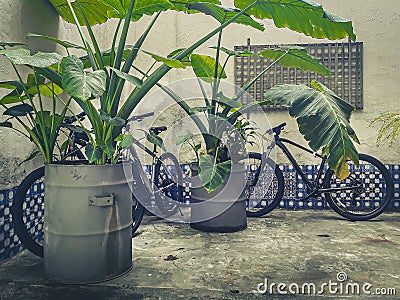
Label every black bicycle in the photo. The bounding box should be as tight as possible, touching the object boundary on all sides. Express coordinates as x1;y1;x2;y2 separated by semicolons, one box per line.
11;112;183;258
244;122;394;221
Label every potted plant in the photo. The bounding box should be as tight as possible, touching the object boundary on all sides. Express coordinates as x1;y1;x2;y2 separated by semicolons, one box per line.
135;4;360;231
1;0;359;282
158;48;360;232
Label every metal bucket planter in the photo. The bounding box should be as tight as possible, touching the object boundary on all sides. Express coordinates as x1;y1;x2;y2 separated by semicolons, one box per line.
44;162;133;284
190;163;247;233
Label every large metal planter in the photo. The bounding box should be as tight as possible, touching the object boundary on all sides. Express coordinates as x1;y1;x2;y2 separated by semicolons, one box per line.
44;162;133;284
190;163;247;233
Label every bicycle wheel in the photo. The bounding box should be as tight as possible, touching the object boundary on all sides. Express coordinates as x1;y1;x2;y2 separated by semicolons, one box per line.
154;152;183;217
11;167;45;258
245;153;284;217
132;196;144;234
323;153;394;221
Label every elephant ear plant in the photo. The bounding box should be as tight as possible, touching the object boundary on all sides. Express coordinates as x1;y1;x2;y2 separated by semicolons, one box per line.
138;2;359;192
20;1;357;182
0;43;71;164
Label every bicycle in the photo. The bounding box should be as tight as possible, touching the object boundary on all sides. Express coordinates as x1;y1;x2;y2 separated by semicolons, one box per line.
123;112;184;218
10;111;183;258
244;122;394;221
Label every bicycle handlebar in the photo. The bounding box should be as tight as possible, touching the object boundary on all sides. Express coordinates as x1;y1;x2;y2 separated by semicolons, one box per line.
63;112;86;125
266;122;286;135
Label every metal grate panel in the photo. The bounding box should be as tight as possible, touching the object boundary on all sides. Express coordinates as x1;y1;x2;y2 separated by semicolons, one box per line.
234;40;363;110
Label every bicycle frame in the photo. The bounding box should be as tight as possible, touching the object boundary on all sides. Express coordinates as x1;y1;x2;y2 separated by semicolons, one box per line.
265;133;361;201
124;119;182;206
123;130;160;202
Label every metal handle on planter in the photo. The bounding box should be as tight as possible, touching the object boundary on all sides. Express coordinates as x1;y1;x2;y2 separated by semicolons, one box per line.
88;193;115;207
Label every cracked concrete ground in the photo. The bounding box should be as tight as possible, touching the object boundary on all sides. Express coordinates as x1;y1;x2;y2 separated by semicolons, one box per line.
0;210;399;299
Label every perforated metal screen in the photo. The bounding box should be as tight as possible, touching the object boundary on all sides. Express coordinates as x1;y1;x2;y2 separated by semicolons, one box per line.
234;40;363;110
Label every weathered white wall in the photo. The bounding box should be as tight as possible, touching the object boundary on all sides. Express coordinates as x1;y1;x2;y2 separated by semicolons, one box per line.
1;0;399;189
0;0;59;189
133;0;400;165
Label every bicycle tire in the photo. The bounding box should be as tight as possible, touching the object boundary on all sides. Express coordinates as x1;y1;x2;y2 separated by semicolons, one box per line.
132;196;144;234
12;167;145;258
11;167;45;258
245;153;284;217
323;153;394;221
154;152;183;217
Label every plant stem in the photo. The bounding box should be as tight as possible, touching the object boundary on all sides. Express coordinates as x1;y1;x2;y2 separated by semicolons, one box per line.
211;25;224;115
233;52;287;102
117;1;258;123
110;19;123;67
67;1;97;70
110;11;161;117
107;0;136;115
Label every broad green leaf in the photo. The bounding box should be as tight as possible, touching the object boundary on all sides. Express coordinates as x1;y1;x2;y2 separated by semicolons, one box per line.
26;74;45;88
60;138;71;155
234;0;356;41
187;3;264;31
85;143;103;163
0;95;29;105
61;55;106;101
109;67;143;87
115;133;134;148
106;0;173;21
81;48;132;68
31;111;62;145
0;48;63;67
167;48;191;66
170;0;220;12
199;154;231;193
143;50;186;69
48;0;110;25
0;121;12;128
26;83;64;98
210;46;255;57
0;42;25;48
18;150;40;166
0;81;26;104
146;131;165;151
265;80;359;179
190;54;227;83
49;0;173;24
176;133;194;145
258;47;330;76
33;111;63;130
0;81;24;91
26;33;86;50
98;139;115;157
215;92;242;110
3;103;33;116
99;110;125;126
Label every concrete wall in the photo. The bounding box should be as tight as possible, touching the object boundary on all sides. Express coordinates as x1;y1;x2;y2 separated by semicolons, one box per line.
0;0;59;189
1;0;399;188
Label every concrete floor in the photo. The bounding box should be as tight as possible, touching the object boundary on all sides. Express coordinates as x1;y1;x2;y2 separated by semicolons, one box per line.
0;210;399;299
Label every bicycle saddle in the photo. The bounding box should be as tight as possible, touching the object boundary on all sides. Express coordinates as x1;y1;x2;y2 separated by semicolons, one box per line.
149;126;167;135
